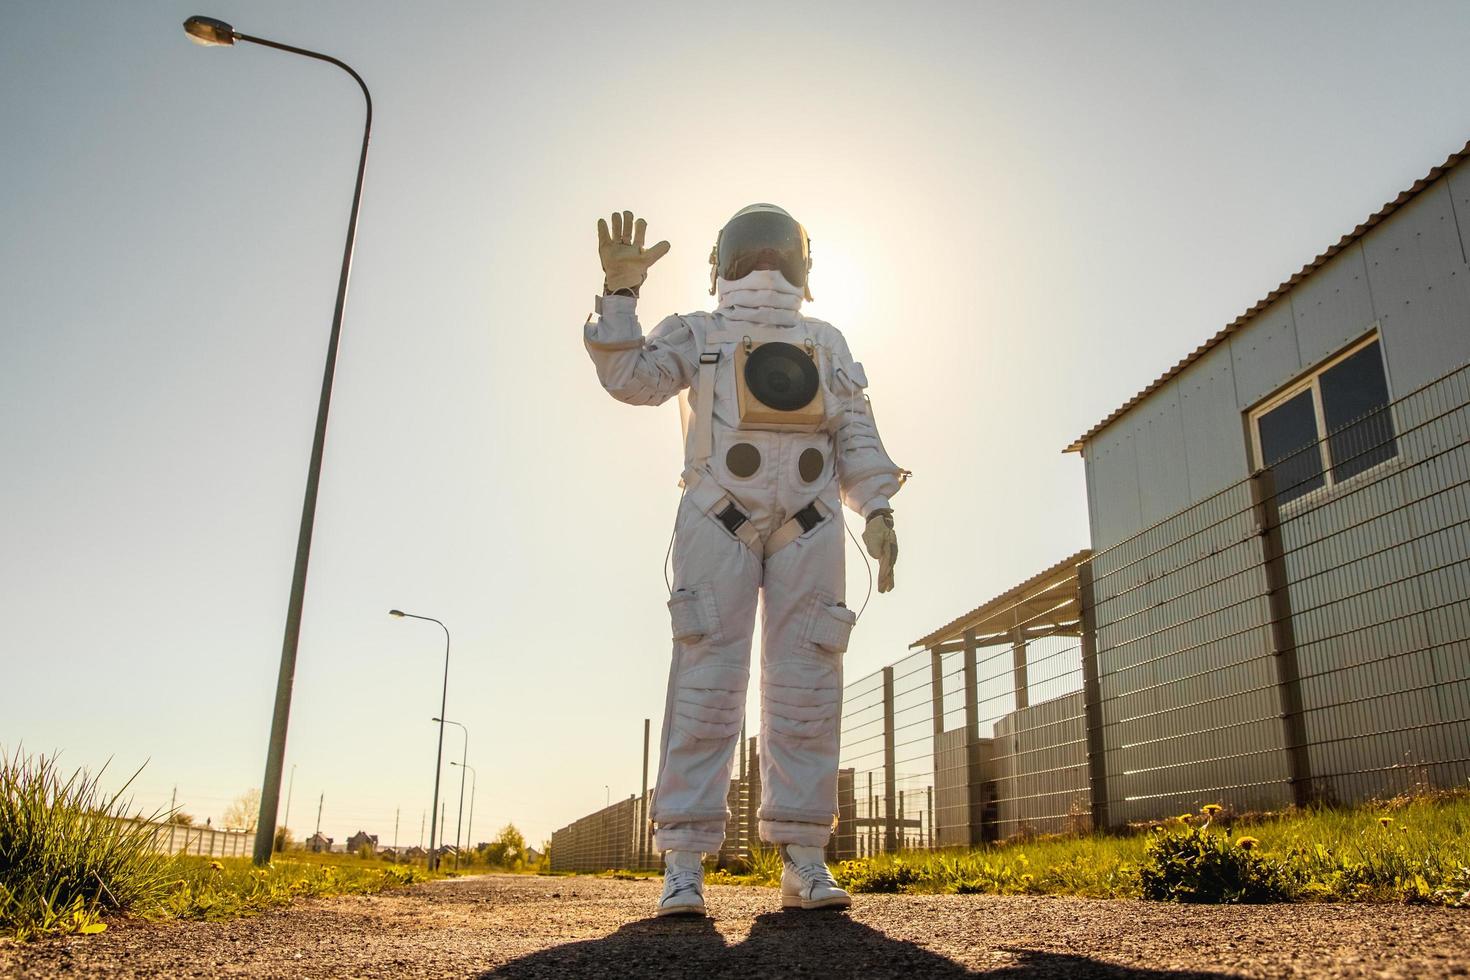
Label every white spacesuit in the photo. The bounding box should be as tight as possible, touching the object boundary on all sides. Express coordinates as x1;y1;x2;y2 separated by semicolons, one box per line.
584;206;903;915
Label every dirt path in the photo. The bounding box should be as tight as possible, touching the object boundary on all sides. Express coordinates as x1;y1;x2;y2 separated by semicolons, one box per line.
2;874;1467;978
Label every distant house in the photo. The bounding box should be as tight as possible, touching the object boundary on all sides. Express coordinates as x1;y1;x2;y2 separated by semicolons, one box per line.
304;832;333;853
346;831;378;854
524;847;543;866
401;846;427;860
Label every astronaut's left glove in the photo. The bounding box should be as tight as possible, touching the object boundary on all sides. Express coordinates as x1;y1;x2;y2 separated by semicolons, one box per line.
597;209;671;293
862;509;898;594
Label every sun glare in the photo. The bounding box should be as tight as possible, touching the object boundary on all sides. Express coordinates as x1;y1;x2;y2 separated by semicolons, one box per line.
804;239;868;333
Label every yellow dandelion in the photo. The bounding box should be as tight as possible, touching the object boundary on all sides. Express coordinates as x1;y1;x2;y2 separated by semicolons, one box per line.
209;860;224;872
1235;836;1260;850
1201;804;1223;815
1378;817;1394;828
1177;813;1193;824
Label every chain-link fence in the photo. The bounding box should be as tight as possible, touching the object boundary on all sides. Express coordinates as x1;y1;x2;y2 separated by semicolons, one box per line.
553;358;1470;869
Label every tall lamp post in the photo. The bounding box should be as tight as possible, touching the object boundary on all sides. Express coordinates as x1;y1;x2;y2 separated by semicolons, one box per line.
435;717;468;870
182;15;373;868
391;610;450;869
450;761;477;862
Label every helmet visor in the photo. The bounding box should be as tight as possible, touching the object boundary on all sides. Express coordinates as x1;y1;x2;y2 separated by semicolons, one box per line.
716;209;809;288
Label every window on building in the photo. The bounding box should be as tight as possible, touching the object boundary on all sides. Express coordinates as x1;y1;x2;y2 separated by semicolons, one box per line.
1249;335;1397;504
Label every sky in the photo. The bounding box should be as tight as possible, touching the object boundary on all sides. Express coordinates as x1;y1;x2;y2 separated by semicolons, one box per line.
5;0;1470;849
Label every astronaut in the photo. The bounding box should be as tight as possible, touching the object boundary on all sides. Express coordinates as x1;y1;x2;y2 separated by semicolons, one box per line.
584;205;904;917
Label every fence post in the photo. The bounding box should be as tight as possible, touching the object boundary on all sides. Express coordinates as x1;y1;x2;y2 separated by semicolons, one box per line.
1249;468;1313;808
1010;628;1030;710
962;629;984;845
745;735;759;857
882;665;897;852
1076;560;1112;830
640;717;651;869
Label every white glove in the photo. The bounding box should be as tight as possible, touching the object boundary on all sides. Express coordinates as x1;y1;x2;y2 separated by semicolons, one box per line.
862;510;898;593
597;210;671;292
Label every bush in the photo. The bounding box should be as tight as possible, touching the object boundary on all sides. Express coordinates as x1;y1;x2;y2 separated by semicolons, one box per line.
836;858;922;893
1138;822;1290;903
0;751;172;939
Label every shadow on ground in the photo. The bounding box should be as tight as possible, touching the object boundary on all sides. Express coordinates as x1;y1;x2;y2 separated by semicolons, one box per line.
477;911;1243;979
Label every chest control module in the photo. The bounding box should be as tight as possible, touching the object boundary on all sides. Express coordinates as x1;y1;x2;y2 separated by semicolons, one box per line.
735;338;825;430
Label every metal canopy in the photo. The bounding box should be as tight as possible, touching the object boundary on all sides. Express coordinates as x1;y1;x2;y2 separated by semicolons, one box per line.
910;548;1092;651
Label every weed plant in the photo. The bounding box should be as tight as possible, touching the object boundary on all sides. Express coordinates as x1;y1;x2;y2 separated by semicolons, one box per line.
0;751;171;940
0;752;436;941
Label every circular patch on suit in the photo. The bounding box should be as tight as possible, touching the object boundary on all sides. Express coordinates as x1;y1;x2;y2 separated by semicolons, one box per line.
744;342;819;411
799;448;825;482
726;442;762;478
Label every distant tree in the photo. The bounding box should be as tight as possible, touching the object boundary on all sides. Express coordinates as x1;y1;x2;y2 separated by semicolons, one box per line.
274;826;295;852
482;824;526;868
222;788;261;832
168;811;195;827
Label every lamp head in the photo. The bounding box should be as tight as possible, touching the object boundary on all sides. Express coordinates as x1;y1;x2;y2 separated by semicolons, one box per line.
432;717;443;723
183;16;236;46
389;609;405;618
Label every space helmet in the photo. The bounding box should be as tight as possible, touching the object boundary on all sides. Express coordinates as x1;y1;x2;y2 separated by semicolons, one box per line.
709;203;813;300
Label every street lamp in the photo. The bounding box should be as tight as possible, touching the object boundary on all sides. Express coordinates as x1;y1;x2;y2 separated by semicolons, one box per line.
182;15;374;868
450;761;477;863
391;610;450;870
434;717;468;870
279;763;296;853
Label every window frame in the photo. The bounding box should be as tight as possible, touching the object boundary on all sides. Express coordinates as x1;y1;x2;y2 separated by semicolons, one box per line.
1247;329;1395;501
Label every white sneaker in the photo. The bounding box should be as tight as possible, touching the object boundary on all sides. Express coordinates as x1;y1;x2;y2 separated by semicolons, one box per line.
657;850;707;917
780;844;852;911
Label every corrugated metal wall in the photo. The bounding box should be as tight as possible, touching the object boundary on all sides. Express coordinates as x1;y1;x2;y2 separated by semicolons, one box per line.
1089;480;1293;823
992;690;1089;837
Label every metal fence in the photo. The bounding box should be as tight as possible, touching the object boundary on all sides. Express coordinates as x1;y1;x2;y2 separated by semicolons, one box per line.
840;357;1470;852
118;816;259;857
549;733;765;873
553;358;1470;868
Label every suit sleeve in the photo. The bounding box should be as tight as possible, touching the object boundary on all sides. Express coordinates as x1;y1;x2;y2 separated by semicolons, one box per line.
583;294;697;406
825;331;904;518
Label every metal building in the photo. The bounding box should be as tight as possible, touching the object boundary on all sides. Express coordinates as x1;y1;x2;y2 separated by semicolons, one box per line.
1069;140;1470;817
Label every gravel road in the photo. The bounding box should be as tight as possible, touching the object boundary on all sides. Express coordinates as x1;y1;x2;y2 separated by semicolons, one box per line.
3;873;1467;978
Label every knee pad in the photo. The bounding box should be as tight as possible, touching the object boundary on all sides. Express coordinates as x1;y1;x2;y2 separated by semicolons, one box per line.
762;658;840;740
673;663;748;741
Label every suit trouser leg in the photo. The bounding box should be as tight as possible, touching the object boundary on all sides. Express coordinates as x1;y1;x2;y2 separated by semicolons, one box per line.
651;498;761;854
757;513;846;847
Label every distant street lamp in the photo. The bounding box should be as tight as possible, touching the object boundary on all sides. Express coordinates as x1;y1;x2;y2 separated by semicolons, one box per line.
391;610;451;870
435;717;469;870
450;761;477;864
182;15;374;868
279;763;296;852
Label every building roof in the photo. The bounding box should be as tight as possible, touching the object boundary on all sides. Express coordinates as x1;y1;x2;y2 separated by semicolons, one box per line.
1064;138;1470;453
910;548;1091;650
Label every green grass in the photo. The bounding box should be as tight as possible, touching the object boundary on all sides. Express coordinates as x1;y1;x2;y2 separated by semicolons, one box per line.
1;751;174;940
150;855;433;925
822;789;1470;904
0;751;439;941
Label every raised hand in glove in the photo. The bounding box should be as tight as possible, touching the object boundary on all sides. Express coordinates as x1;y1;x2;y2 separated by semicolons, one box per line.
862;509;898;594
597;210;671;293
